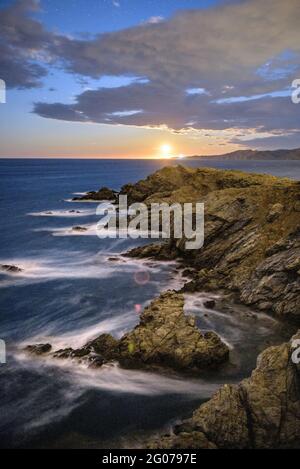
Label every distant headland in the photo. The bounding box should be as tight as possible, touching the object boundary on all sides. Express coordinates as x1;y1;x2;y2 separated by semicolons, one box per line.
189;147;300;160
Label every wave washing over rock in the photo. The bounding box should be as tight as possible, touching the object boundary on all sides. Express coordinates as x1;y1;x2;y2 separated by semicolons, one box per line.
25;291;229;373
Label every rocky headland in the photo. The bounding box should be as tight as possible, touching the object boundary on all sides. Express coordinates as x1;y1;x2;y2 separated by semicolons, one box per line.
122;166;300;324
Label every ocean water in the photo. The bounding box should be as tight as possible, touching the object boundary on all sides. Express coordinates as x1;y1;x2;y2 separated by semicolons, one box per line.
0;158;299;448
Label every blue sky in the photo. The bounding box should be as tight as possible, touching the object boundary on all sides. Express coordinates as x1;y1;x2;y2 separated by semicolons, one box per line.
2;0;225;34
38;0;225;34
0;0;300;158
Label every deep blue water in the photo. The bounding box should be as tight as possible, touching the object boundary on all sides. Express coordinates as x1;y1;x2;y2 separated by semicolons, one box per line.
0;158;298;448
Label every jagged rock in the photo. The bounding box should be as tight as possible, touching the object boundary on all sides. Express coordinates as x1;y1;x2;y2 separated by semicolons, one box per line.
25;343;52;355
52;348;74;359
86;356;105;368
148;331;300;449
52;346;105;368
124;242;177;260
53;347;92;359
118;291;229;371
52;334;119;363
86;333;119;360
240;230;300;323
1;264;23;273
73;187;117;202
203;299;216;309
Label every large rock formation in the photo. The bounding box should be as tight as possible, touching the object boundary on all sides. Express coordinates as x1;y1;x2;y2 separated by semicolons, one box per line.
148;331;300;449
117;291;229;370
25;291;229;373
121;166;300;323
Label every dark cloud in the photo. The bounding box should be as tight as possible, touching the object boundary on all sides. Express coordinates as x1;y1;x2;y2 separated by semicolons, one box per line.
33;82;300;137
0;0;50;88
0;41;47;89
35;0;300;138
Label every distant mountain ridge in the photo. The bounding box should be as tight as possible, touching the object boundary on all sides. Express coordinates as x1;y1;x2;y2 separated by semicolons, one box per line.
192;148;300;160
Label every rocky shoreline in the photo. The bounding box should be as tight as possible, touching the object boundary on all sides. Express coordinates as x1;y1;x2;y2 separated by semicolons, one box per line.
25;291;229;373
25;165;300;448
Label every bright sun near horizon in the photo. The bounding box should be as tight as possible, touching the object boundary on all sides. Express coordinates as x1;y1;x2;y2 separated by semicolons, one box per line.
160;144;173;158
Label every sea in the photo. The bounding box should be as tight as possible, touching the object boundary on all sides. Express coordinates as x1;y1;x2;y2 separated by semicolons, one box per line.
0;157;299;448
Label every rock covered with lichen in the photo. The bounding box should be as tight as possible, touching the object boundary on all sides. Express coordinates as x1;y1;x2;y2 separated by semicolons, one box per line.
118;291;229;370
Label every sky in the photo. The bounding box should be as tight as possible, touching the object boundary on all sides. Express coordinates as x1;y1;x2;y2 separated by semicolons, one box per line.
0;0;299;158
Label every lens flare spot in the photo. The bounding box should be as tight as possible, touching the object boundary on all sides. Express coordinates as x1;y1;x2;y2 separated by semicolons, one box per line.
128;342;135;354
134;270;150;285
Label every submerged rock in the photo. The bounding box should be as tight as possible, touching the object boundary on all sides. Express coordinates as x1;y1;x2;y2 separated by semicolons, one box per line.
148;331;300;449
1;264;23;273
25;343;52;355
203;299;216;309
72;226;88;232
73;187;117;202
